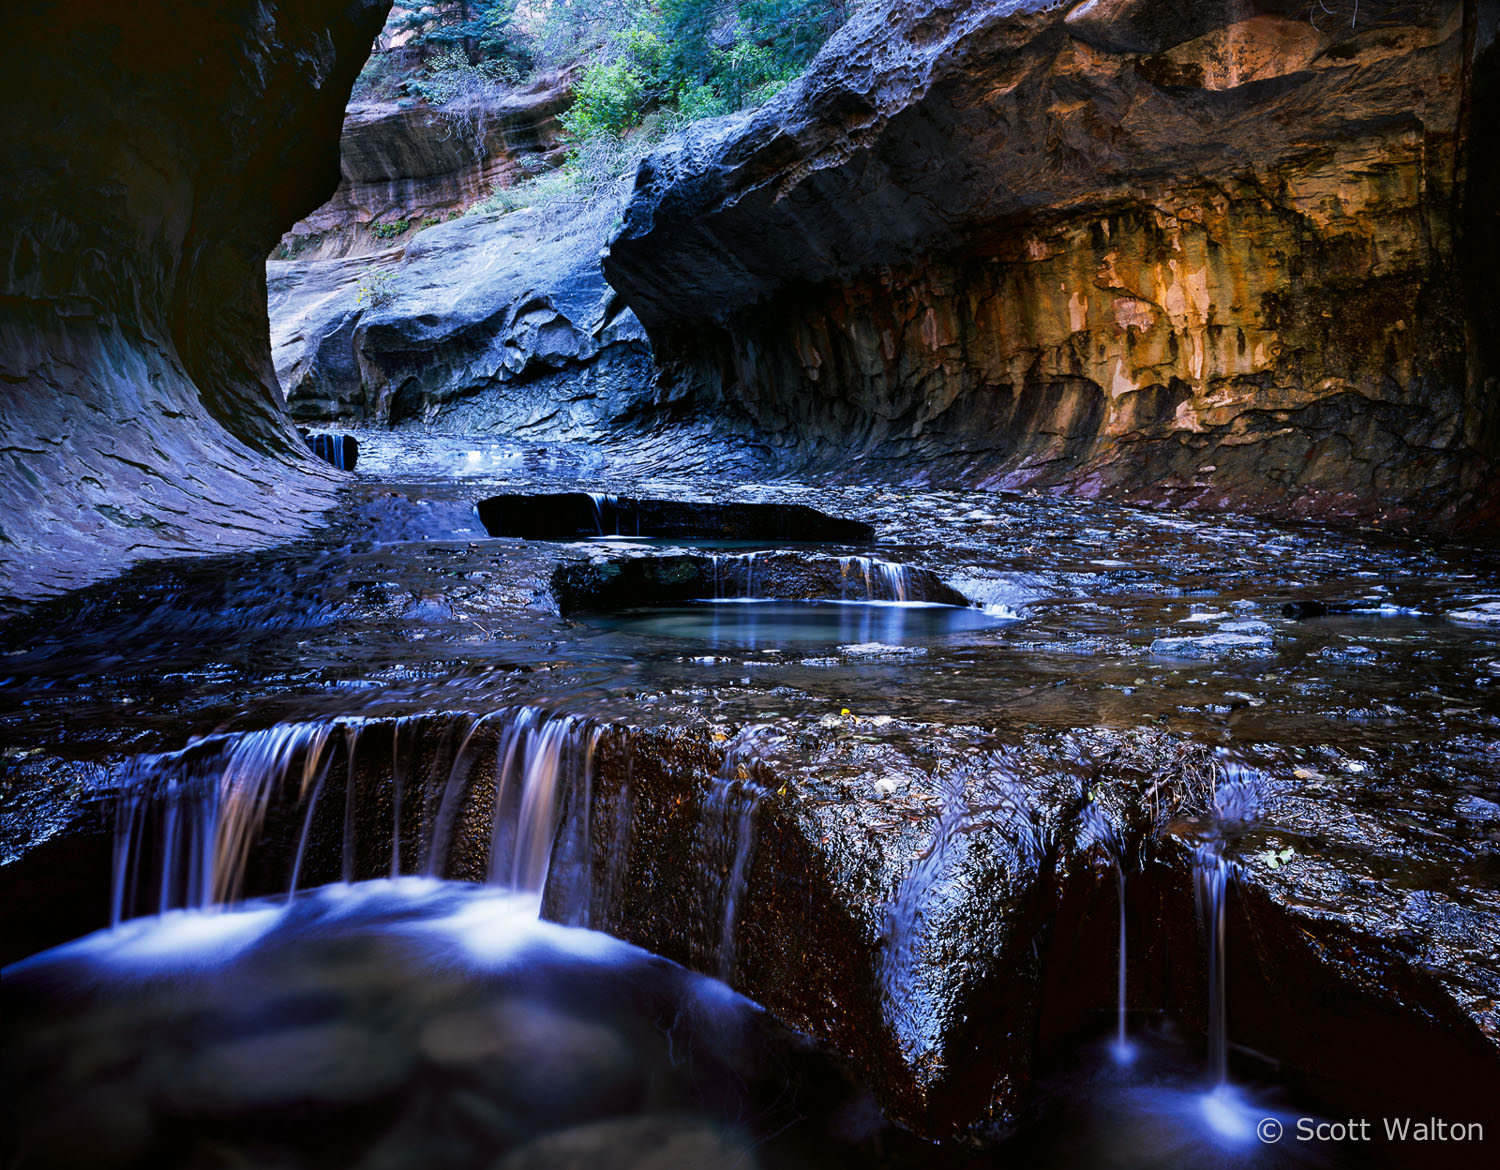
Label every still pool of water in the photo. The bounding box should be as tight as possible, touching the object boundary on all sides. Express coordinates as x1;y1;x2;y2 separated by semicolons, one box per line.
580;599;1012;647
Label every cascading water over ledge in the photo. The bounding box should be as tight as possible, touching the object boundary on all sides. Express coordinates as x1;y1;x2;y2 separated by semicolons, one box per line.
105;708;608;924
476;491;875;542
550;549;975;614
301;430;359;471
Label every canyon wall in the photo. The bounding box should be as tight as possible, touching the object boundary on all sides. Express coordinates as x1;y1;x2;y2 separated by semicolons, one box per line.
0;0;391;606
270;200;653;436
277;76;572;260
605;0;1500;532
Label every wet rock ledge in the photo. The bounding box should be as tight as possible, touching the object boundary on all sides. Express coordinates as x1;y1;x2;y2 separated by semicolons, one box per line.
605;0;1500;532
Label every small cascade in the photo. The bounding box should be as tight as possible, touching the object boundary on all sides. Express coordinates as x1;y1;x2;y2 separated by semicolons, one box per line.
111;721;346;924
882;755;1050;1063
1194;840;1231;1087
1115;864;1128;1058
839;556;916;602
704;551;763;599
302;431;357;471
585;492;619;536
1192;761;1260;1087
107;707;605;925
696;726;776;981
488;709;602;891
743;551;762;598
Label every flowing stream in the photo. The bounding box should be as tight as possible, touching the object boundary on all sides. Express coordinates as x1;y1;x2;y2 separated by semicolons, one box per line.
5;434;1498;1168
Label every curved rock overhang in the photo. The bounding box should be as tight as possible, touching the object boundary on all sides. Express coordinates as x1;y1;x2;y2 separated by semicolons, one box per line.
0;0;391;606
603;0;1500;533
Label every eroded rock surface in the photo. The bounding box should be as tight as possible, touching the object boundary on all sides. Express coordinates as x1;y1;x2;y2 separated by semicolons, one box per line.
270;206;653;435
4;444;1497;1141
604;0;1500;532
277;75;572;260
0;0;392;605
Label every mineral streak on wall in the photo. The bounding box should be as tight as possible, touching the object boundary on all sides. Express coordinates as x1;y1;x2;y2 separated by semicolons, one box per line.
605;0;1500;532
0;0;392;604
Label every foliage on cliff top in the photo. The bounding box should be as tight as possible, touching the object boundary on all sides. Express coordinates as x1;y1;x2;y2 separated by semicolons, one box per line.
357;3;862;228
357;2;859;129
561;1;861;137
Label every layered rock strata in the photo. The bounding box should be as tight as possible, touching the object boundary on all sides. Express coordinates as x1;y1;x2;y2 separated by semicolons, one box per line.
0;0;391;605
604;0;1500;532
277;75;572;260
271;204;653;435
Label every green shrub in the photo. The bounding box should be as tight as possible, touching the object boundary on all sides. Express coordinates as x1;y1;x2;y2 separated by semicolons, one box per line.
676;82;726;121
370;219;411;240
560;60;649;139
364;2;860;167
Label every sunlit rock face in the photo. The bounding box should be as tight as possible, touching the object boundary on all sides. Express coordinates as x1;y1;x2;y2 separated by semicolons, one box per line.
0;0;391;605
277;76;572;260
606;0;1500;532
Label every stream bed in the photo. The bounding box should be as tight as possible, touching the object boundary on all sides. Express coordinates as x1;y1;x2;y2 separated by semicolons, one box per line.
3;433;1498;1166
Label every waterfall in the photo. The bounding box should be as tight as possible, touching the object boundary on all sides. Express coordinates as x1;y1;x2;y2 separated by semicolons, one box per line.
489;710;601;891
1115;864;1128;1058
111;721;346;924
1192;760;1259;1086
106;707;604;924
881;756;1049;1063
585;492;621;536
304;433;354;471
838;556;918;602
1194;841;1230;1087
1079;801;1132;1061
699;726;775;981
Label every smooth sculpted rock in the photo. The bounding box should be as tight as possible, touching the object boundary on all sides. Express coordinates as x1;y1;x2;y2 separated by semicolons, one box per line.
270;204;653;435
0;0;390;606
603;0;1500;533
493;1114;757;1170
548;718;1500;1140
552;720;1206;1137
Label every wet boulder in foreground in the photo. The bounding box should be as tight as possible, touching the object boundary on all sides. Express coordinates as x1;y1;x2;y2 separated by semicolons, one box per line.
550;720;1500;1139
550;720;1179;1136
477;493;874;543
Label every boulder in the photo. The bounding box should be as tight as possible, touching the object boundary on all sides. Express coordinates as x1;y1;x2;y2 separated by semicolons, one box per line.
603;0;1500;533
549;718;1500;1139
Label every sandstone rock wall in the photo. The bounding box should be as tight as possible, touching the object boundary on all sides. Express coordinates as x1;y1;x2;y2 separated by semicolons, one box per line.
0;0;391;606
278;77;572;260
604;0;1500;532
